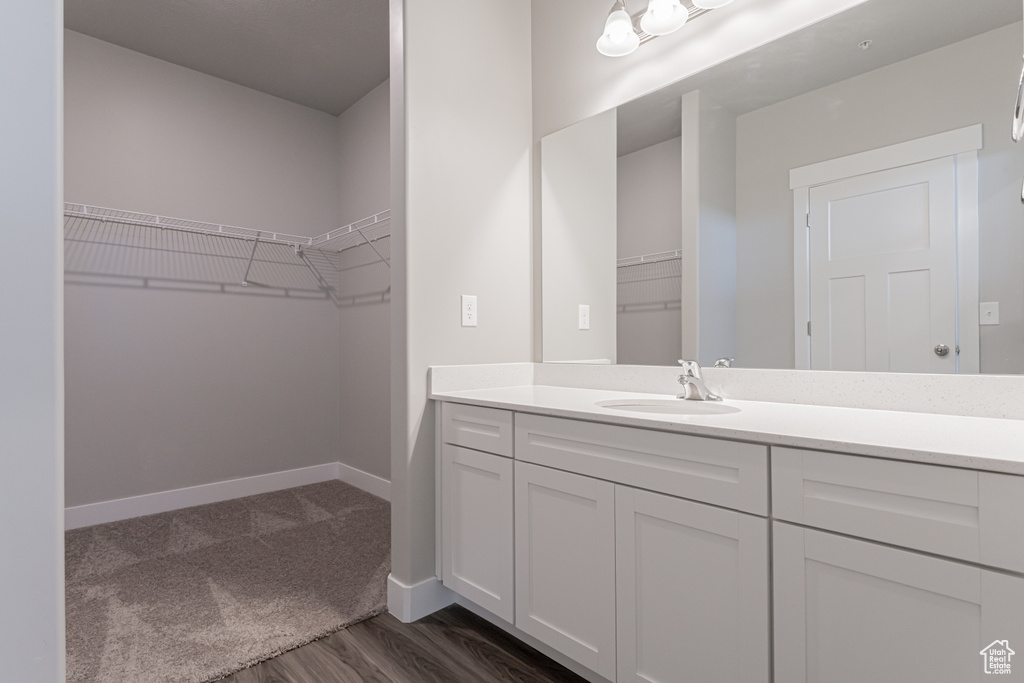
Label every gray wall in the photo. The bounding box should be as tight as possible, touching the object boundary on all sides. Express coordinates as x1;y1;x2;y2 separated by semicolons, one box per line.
64;30;344;507
336;79;391;481
695;92;738;367
542;108;618;362
1;0;65;678
391;0;533;598
617;137;682;365
618;138;682;257
680;92;701;359
736;22;1024;372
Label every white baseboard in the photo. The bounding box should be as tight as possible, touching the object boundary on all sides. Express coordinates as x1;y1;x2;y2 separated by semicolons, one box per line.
337;461;391;501
65;461;391;530
387;574;455;623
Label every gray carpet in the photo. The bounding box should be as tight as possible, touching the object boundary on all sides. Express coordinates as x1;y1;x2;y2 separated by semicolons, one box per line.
65;480;391;683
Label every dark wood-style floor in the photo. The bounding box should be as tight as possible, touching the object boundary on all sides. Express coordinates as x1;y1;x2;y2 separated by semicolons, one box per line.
220;605;589;683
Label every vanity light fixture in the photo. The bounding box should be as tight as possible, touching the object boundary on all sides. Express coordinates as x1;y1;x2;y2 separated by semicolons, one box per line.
598;0;732;58
596;0;641;57
639;0;688;36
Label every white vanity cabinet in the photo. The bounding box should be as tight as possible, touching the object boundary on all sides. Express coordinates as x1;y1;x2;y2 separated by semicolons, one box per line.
439;402;772;683
773;446;1024;683
437;397;1024;683
513;413;771;682
513;460;772;683
439;403;515;622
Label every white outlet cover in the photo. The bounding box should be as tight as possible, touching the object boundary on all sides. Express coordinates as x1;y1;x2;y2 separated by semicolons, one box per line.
579;304;590;330
980;301;999;326
461;294;477;327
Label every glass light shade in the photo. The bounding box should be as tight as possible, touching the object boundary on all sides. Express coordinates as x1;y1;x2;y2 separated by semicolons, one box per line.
693;0;733;8
596;2;640;57
640;0;688;36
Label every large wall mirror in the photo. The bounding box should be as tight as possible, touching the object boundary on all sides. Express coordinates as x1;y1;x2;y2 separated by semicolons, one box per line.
541;0;1024;375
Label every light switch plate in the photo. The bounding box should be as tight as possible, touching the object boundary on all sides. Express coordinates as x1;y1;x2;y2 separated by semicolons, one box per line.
579;304;590;330
462;295;477;327
980;301;999;326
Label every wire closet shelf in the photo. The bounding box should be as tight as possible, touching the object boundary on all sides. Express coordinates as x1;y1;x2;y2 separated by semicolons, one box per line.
617;249;682;312
64;203;391;257
63;203;391;305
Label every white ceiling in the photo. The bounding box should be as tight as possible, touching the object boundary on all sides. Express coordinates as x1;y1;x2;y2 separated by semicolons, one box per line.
617;0;1023;156
64;0;389;117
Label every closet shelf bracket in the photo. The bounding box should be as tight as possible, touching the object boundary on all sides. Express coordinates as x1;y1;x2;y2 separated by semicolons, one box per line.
241;235;261;287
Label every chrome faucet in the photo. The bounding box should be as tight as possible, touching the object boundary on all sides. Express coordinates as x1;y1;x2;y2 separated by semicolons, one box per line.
676;360;722;401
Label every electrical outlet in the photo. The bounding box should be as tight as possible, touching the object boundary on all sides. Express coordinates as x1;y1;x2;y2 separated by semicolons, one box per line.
579;304;590;330
462;295;478;327
980;301;1000;326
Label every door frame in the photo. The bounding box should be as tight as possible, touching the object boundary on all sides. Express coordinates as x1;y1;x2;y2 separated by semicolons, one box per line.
791;124;982;372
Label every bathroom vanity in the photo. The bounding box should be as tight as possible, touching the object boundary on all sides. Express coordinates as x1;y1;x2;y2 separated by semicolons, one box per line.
430;369;1024;683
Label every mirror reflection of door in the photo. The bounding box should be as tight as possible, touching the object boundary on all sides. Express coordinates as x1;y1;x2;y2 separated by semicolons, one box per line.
808;157;961;373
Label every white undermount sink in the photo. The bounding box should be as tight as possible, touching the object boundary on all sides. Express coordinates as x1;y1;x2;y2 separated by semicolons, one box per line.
596;398;741;416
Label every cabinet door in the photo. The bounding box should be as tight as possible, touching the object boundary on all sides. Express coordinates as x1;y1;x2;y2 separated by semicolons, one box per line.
774;522;1024;682
441;444;514;622
515;461;616;681
616;486;770;683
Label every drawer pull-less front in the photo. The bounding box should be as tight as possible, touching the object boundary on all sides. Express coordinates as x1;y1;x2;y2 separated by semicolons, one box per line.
773;447;1024;572
515;413;768;515
441;402;513;457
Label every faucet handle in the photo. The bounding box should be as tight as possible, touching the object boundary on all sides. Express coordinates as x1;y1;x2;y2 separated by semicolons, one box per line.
677;359;703;379
714;357;735;368
675;368;722;401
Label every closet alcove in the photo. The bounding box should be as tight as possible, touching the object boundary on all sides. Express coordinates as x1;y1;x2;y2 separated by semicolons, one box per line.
61;4;391;528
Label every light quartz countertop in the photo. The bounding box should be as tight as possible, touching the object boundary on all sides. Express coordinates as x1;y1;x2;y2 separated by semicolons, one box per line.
430;384;1024;475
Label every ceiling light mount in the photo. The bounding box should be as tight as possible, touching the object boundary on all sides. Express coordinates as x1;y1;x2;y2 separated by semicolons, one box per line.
692;0;732;9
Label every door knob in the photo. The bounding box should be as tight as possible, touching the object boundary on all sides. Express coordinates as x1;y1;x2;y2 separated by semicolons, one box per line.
934;344;950;357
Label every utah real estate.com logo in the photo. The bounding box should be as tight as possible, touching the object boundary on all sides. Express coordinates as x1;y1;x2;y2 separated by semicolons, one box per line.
980;640;1014;675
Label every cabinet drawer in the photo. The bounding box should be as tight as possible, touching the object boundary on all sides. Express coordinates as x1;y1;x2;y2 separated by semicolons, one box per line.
773;447;1024;572
515;413;768;515
441;402;513;457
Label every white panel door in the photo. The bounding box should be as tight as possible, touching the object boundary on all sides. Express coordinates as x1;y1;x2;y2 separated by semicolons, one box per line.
441;444;514;622
774;523;1024;682
809;157;958;373
616;486;770;683
515;461;616;681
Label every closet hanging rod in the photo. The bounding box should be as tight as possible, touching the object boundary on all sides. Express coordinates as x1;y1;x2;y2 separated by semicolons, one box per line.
63;203;391;254
617;249;682;268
